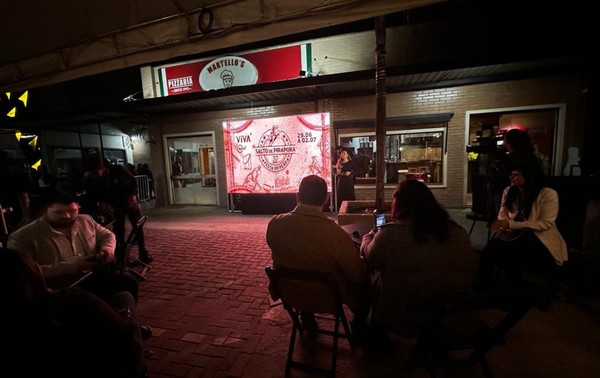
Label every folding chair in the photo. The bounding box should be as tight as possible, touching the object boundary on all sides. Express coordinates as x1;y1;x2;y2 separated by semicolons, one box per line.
405;289;536;378
265;266;352;377
0;203;12;248
120;215;151;281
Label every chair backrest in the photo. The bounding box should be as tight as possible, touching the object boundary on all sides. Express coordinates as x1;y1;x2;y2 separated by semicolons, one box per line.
125;215;148;245
265;266;342;315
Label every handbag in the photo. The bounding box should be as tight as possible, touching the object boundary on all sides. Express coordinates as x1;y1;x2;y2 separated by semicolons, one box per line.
496;228;527;242
496;206;527;242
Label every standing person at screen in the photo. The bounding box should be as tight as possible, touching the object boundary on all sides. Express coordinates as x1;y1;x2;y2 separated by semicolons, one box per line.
335;149;356;211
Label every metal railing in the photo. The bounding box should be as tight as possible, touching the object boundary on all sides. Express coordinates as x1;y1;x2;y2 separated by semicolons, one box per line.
135;175;151;206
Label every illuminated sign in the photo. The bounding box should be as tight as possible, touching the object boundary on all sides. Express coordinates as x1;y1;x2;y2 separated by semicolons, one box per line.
223;112;331;194
158;44;311;96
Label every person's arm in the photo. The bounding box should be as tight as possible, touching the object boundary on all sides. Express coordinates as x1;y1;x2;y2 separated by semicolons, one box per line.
509;188;559;231
347;159;357;176
496;186;511;221
360;228;385;271
491;186;511;233
7;230;84;278
334;232;368;284
94;220;116;263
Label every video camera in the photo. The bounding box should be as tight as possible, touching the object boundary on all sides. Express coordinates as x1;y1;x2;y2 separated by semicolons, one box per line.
466;123;507;155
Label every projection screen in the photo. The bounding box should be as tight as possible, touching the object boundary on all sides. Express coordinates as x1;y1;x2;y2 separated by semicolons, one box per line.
223;112;332;194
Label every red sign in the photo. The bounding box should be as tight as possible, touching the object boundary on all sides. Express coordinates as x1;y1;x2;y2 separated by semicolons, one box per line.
159;44;311;96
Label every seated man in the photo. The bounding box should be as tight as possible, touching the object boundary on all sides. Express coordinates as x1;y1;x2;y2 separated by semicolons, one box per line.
266;175;370;331
7;191;138;302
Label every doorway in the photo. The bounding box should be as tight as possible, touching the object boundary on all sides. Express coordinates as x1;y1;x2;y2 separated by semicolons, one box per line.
164;133;218;205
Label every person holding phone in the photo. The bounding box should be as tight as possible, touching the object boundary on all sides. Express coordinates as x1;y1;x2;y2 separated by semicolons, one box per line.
360;179;476;339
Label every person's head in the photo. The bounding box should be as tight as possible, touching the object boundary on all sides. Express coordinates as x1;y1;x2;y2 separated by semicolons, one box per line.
509;169;526;187
392;179;451;242
503;129;533;154
505;164;545;217
42;191;79;228
297;175;328;206
510;163;544;188
176;156;182;164
339;150;349;160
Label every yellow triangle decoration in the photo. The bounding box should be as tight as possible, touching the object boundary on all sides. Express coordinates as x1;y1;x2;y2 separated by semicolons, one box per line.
19;91;28;107
28;135;38;149
31;159;42;170
5;92;10;99
7;107;16;117
15;131;22;141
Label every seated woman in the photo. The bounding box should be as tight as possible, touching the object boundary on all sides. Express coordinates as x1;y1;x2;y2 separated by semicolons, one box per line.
478;165;568;293
0;247;145;378
360;179;477;339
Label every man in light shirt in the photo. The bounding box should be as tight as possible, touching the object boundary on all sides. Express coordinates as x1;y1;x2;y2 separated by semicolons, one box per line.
8;191;137;301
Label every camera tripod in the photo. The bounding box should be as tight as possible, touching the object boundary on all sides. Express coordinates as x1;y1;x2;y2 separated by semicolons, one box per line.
467;154;505;241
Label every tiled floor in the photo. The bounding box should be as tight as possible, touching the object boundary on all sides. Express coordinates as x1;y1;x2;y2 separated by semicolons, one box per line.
135;205;600;377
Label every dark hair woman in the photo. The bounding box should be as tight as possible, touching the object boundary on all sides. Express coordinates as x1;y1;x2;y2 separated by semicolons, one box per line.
360;179;476;338
478;164;567;296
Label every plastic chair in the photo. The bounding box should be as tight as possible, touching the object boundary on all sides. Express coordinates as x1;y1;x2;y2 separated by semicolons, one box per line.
265;266;352;377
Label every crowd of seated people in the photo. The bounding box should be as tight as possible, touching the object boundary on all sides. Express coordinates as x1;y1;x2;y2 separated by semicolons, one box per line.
3;190;153;375
266;156;568;360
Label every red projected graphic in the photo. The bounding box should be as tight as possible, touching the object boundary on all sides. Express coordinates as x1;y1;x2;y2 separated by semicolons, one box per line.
224;113;332;194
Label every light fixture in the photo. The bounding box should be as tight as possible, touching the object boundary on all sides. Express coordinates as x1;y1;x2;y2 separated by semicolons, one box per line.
198;7;214;34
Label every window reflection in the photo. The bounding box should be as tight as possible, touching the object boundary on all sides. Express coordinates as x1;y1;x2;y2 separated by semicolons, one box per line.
339;128;445;185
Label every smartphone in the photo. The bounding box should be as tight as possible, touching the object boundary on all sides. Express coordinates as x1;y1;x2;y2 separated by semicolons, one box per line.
374;211;386;230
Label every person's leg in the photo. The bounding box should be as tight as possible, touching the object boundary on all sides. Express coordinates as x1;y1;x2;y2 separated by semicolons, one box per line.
80;264;139;303
517;235;562;300
107;291;145;377
477;238;508;288
127;203;152;263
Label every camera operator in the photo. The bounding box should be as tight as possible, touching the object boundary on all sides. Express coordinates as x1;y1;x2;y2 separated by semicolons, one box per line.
503;129;544;177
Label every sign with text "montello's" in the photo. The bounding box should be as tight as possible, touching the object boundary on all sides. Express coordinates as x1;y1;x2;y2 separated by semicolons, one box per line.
157;44;311;96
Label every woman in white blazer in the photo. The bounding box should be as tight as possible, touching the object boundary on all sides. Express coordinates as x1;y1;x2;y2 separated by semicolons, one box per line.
479;164;567;292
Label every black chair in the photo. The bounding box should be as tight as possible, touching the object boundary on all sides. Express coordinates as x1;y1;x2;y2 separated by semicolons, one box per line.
120;215;151;281
404;290;535;378
0;203;12;248
265;266;352;377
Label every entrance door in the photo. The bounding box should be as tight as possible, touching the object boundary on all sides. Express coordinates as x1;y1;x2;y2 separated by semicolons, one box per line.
164;133;218;205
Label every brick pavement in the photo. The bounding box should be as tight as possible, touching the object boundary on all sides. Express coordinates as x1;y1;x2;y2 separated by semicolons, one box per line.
134;207;600;378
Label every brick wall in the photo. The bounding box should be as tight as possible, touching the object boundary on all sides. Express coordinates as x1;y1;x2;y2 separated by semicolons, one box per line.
149;73;587;209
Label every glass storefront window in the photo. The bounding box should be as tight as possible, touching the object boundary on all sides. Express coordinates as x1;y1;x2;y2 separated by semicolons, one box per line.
338;127;445;185
165;134;218;205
